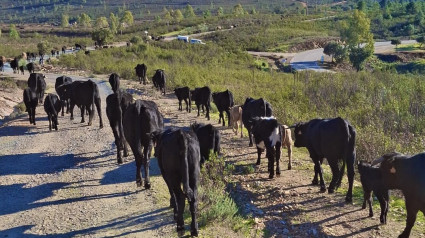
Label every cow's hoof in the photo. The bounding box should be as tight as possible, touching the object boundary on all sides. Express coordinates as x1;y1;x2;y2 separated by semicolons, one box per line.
191;229;199;237
369;213;373;217
249;143;253;147
276;172;281;177
144;182;151;189
55;127;58;131
256;161;260;166
70;117;74;120
380;218;386;224
269;174;274;179
312;179;319;185
99;124;103;129
328;188;335;194
288;165;292;170
136;181;143;187
123;152;129;157
320;187;326;193
117;159;123;164
177;227;185;237
345;196;353;203
362;204;366;209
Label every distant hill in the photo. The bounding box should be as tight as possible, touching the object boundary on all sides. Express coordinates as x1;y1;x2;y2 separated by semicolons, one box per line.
0;0;348;24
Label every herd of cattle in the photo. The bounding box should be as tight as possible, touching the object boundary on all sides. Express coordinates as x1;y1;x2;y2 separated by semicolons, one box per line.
17;64;425;237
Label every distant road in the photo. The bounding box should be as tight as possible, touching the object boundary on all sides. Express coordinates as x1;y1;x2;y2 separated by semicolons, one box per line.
290;40;417;72
162;29;232;42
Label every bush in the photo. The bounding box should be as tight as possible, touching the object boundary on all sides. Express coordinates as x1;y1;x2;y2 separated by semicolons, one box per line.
130;35;142;44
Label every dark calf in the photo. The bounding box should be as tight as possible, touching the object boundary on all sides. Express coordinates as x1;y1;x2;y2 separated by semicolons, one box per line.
242;97;273;147
191;86;211;120
135;63;147;84
174;87;191;112
55;76;73;116
152;69;166;95
43;94;62;131
212;90;234;126
109;73;120;93
191;123;220;164
358;161;389;224
23;88;38;125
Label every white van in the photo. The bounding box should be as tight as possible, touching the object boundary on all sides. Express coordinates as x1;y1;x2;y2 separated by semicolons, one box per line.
177;35;189;42
190;39;206;45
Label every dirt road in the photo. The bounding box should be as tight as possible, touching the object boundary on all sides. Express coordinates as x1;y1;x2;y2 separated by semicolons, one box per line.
1;71;424;237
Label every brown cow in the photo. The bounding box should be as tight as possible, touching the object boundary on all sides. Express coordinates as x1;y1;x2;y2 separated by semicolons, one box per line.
229;105;243;138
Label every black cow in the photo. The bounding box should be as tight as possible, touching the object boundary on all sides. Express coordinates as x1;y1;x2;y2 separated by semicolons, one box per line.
152;69;166;95
373;152;425;238
55;76;73;116
75;44;83;50
27;73;46;104
51;50;56;56
10;58;18;74
109;73;120;93
123;99;164;188
358;161;389;224
174;87;191;112
23;88;38;125
62;47;66;54
190;86;211;120
58;80;103;128
43;94;62;131
250;117;282;178
106;91;133;164
135;63;148;84
212;90;234;126
0;60;3;72
151;128;200;237
242;97;273;147
293;117;356;203
26;62;35;74
191;123;220;164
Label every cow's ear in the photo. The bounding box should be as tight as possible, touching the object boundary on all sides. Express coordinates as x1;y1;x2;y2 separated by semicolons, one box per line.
389;166;396;174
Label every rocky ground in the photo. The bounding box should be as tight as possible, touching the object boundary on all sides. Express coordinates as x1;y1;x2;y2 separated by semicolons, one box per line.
0;70;424;237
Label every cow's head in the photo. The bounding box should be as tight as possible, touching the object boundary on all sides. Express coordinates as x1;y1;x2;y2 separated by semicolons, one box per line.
374;152;406;188
190;89;197;100
293;122;308;148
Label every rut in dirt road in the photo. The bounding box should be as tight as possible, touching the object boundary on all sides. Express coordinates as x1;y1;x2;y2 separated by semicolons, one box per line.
0;74;175;237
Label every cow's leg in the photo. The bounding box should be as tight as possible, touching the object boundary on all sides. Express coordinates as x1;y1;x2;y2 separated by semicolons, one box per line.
80;105;86;123
66;100;70;114
48;114;52;131
111;123;123;164
328;158;340;194
382;191;389;224
32;108;36;125
189;185;198;236
184;99;189;112
178;99;182;111
142;144;152;189
256;147;263;165
188;98;191;113
345;157;355;203
287;144;293;170
399;203;417;238
61;100;65;116
312;157;323;185
196;104;200;117
218;111;222;124
312;157;326;192
225;110;231;127
70;102;75;120
275;143;281;176
129;142;143;187
267;148;275;179
94;97;103;128
240;120;243;138
206;103;210;120
377;193;387;224
175;187;186;237
248;129;253;147
363;189;373;217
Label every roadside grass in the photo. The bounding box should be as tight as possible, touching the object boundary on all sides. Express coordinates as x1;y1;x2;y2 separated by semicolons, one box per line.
395;43;423;52
0;77;17;89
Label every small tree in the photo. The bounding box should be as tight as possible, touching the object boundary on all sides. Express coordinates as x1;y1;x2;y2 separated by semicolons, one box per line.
391;39;401;49
233;4;245;16
203;10;211;18
130;35;142;44
323;42;339;62
91;28;113;46
9;24;20;39
349;47;372;72
416;36;425;49
217;7;224;16
163;11;172;25
174;9;183;23
121;10;134;26
37;41;50;56
250;7;257;15
357;0;366;11
61;14;69;28
95;16;109;29
78;13;91;27
406;2;418;15
334;45;348;64
184;5;195;18
109;13;119;34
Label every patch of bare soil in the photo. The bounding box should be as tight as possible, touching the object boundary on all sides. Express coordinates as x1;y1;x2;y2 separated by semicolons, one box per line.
288;38;340;53
377;52;425;63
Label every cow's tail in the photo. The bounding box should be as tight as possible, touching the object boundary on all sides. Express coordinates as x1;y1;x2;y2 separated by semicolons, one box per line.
337;119;355;188
24;88;30;112
179;130;194;202
48;94;57;116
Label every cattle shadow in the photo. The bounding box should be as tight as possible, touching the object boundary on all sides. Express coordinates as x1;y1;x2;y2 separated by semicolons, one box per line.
100;157;161;186
0;207;173;237
0;153;79;176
